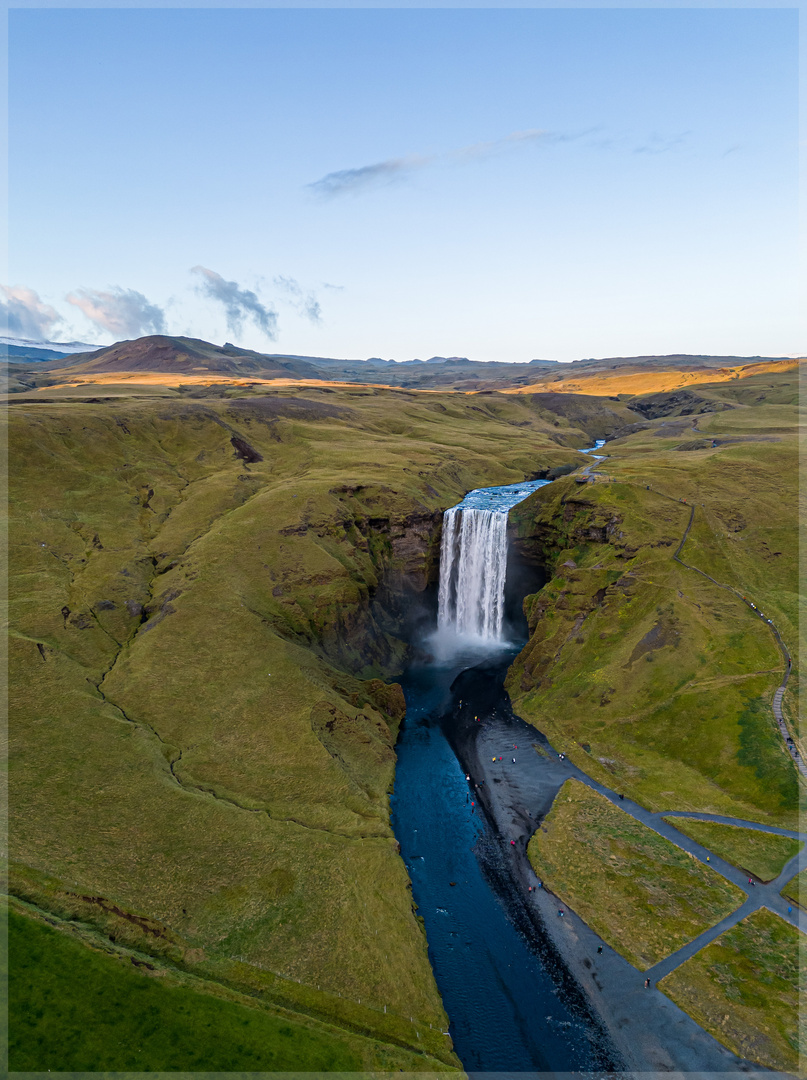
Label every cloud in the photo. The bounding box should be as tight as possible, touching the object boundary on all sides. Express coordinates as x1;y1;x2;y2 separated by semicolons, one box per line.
632;131;689;155
302;296;322;324
1;285;63;339
191;266;278;340
307;155;432;198
451;128;553;162
306;130;580;198
273;275;322;324
66;287;166;338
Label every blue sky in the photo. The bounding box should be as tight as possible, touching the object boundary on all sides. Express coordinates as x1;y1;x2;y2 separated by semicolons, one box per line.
7;6;800;361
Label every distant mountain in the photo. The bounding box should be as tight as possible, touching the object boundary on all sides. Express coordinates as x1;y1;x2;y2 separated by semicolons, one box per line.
42;335;326;380
1;336;103;364
28;333;802;394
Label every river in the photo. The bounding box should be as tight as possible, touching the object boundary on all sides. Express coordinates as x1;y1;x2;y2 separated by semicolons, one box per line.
389;444;618;1073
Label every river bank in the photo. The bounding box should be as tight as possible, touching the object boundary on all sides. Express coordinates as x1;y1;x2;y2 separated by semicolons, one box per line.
442;654;769;1074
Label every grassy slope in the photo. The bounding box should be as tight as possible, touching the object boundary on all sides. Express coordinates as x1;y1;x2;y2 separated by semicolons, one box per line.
661;819;802;882
8;905;451;1073
526;780;744;969
507;402;803;826
659;909;805;1074
8;386;583;1065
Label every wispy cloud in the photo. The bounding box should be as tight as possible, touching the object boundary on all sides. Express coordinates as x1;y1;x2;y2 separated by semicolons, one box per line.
1;285;63;340
307;129;588;198
308;155;431;198
632;131;690;155
65;287;165;338
450;128;553;162
191;266;278;340
273;275;322;324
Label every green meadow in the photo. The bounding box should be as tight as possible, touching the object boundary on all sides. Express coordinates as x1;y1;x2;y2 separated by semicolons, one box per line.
508;401;803;827
660;909;805;1074
8;370;802;1070
527;780;744;969
662;818;802;882
7;386;584;1066
8;905;453;1072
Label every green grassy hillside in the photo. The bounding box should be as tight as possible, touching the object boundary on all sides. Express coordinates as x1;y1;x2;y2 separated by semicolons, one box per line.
9;903;450;1072
7;386;583;1066
507;402;803;826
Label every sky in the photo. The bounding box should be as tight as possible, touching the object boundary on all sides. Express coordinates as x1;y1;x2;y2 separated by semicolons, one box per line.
6;5;801;362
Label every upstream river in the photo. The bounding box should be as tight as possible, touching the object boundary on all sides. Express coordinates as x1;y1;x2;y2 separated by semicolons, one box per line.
389;447;617;1073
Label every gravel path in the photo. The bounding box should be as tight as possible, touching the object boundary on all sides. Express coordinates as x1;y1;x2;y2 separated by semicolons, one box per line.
444;683;788;1074
443;650;805;1074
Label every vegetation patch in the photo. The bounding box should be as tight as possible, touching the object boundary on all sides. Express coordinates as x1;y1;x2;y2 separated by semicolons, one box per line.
8;388;582;1060
662;818;802;882
781;868;807;909
8;907;453;1072
527;780;745;969
659;909;805;1074
508;409;802;826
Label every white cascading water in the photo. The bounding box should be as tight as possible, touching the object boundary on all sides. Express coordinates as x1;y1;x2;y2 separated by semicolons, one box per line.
435;444;605;649
437;506;510;642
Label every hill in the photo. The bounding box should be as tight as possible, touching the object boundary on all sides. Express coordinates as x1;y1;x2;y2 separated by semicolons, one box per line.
7;385;589;1068
10;333;800;398
41;335;327;379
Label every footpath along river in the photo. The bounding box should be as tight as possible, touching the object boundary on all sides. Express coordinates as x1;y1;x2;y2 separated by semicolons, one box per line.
389;448;621;1073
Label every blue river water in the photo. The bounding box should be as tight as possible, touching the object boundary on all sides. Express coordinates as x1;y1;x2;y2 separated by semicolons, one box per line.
389;444;614;1074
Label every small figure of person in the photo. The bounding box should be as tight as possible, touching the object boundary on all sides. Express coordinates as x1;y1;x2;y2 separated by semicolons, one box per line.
597;945;603;954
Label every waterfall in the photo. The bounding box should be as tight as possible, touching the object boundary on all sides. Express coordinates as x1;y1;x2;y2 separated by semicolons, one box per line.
437;506;510;642
434;473;555;649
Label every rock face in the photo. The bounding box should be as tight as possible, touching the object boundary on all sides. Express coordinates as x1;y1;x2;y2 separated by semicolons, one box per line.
372;510;443;651
628;388;734;419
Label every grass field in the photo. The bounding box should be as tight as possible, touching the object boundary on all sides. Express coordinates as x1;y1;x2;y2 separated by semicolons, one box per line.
662;818;802;882
8;905;453;1072
780;868;807;909
527;780;745;969
659;909;805;1074
7;386;587;1064
508;403;803;827
9;370;802;1066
